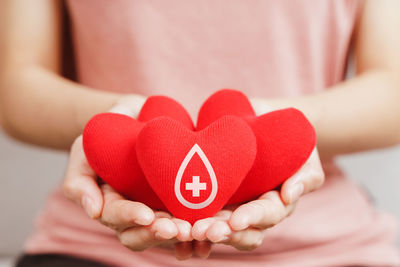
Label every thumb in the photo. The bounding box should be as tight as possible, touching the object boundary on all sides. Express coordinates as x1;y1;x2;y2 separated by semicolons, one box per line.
280;148;325;205
62;136;103;218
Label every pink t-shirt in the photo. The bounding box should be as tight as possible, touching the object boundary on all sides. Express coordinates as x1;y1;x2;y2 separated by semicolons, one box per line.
25;1;400;266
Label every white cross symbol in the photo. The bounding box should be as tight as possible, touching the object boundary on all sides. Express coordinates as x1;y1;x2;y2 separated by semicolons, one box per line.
185;176;207;197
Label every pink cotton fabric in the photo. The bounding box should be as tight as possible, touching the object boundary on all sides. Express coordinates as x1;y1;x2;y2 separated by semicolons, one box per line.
24;1;400;266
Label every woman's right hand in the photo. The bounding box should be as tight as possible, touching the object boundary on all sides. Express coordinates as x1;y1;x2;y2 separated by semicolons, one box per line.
62;135;193;255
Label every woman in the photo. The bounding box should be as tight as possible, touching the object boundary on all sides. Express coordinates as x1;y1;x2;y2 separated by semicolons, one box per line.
1;0;399;266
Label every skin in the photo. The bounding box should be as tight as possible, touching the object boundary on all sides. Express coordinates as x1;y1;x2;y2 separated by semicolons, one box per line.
1;0;400;261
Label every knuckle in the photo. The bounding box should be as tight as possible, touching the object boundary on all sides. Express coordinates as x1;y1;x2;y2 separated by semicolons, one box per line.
62;178;73;192
265;201;286;226
247;243;259;251
118;232;145;251
99;207;121;231
236;242;258;251
98;217;117;231
309;169;325;190
266;213;281;227
270;214;285;227
62;179;78;201
234;232;258;251
248;198;285;228
118;232;129;247
246;201;265;215
242;232;263;251
286;204;297;217
116;201;133;220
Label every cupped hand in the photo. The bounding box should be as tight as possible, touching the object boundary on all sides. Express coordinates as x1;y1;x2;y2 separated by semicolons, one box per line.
101;184;193;252
192;147;325;252
62;135;197;260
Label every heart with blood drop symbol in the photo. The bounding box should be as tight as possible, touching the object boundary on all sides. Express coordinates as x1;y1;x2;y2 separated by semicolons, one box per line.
197;89;317;205
83;89;316;224
135;115;257;224
82;95;194;210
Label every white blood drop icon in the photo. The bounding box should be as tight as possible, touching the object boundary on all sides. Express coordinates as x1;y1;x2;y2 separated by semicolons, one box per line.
174;144;218;209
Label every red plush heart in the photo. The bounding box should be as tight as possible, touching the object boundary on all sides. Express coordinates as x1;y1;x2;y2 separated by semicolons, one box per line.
83;96;194;210
197;89;316;205
136;116;257;224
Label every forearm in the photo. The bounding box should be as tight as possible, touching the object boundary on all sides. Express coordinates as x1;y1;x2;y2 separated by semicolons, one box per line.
252;69;400;159
0;65;143;150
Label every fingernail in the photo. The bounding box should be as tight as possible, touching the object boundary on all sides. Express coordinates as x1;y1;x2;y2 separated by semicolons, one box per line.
136;211;154;225
82;195;95;218
213;223;231;242
288;183;304;204
232;216;249;231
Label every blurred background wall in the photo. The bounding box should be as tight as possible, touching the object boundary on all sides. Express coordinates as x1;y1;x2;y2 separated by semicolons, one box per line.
1;128;399;259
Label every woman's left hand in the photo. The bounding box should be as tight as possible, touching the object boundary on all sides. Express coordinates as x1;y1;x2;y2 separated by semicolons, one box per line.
191;147;325;252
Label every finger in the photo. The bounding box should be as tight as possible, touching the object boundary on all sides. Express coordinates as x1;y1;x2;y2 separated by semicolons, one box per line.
118;226;157;252
192;210;232;241
206;220;232;243
229;191;296;231
152;217;179;240
118;217;178;252
281;148;325;204
174;242;193;261
171;218;193;242
215;209;233;220
193;241;212;259
99;184;154;231
192;217;217;241
222;228;265;251
62;136;103;218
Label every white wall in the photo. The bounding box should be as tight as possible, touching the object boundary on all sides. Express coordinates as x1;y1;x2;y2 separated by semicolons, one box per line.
0;129;399;256
0;131;67;256
337;146;400;220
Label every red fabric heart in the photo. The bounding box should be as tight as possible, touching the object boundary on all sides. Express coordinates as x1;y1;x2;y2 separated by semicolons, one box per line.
136;116;257;224
82;96;194;210
197;89;316;205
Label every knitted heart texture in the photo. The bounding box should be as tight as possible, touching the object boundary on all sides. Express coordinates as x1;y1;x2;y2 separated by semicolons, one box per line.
83;89;316;223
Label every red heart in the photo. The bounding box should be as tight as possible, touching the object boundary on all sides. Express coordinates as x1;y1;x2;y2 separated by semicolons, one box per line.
197;89;316;205
136;116;257;224
82;96;194;210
